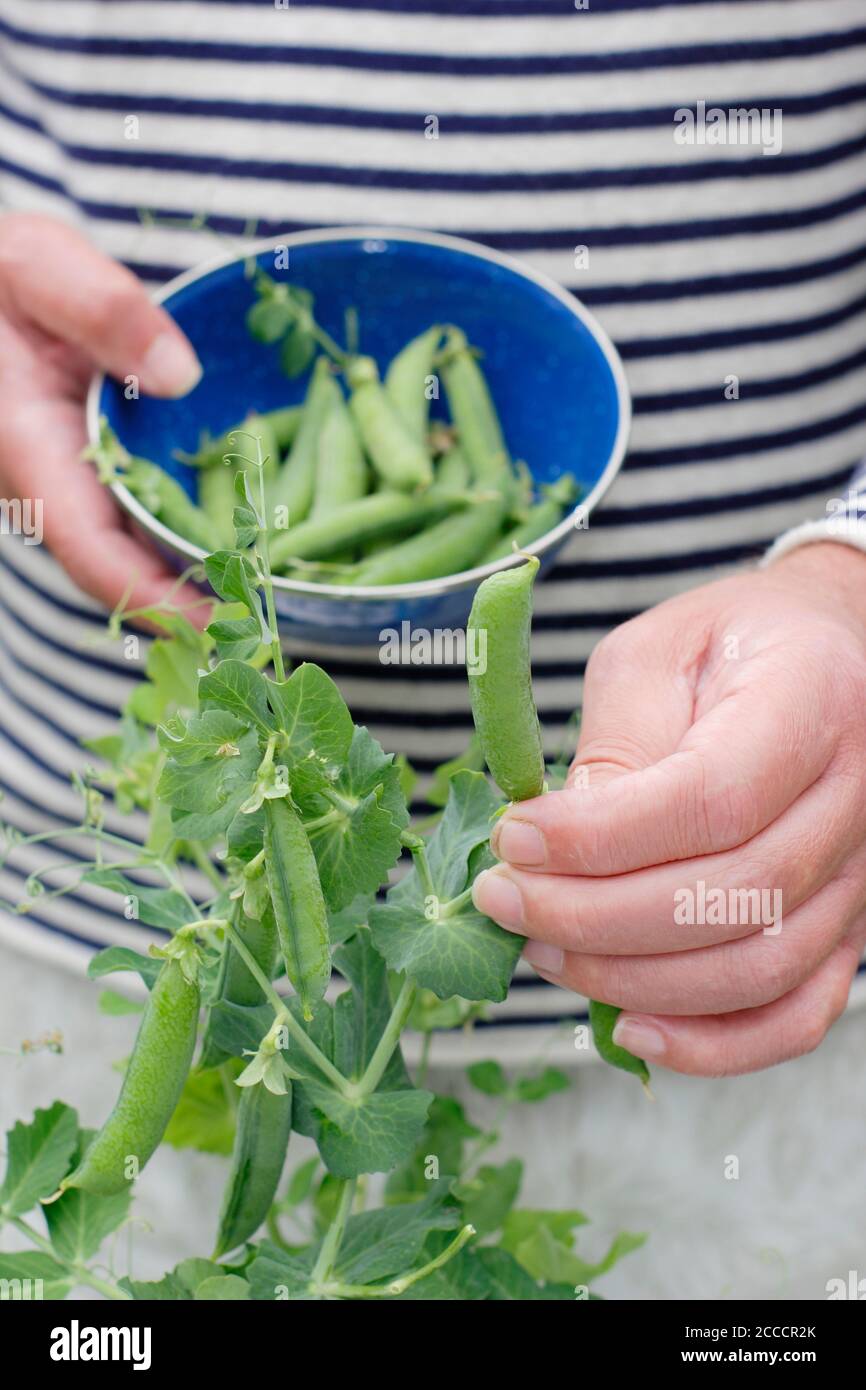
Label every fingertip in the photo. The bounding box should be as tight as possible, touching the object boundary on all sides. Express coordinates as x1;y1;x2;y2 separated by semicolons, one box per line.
138;329;202;398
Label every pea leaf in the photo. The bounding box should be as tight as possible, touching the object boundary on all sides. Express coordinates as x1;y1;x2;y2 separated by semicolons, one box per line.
204;1000;273;1059
370;771;521;1002
589;1001;651;1088
501;1208;589;1258
427;734;485;808
295;1079;433;1178
0;1251;72;1300
246;1242;316;1301
515;1067;570;1103
472;1247;573;1301
247;296;295;343
121;1257;226;1301
126;622;208;726
44;1130;132;1263
162;727;262;840
456;1159;523;1237
284;1156;319;1207
467;1060;508;1096
386;1096;481;1201
300;726;408;912
327;891;376;947
0;1103;79;1218
370;895;521;1004
98;990;144;1016
162;1068;237;1155
425;769;502;901
87;946;161;990
198;660;274;738
333;1180;460;1285
204;553;272;644
157;708;248;764
280;325;316;377
82;869;196;933
207;615;262;662
196;1274;251;1300
266;663;354;768
290;934;429;1175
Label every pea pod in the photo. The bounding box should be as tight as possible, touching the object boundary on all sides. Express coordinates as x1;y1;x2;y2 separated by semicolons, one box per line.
483;474;580;563
348;494;506;587
264;797;331;1021
311;387;368;516
199;911;279;1071
213;1080;293;1256
270;489;467;568
466;554;544;801
347;355;433;491
589;1000;651;1091
198;461;238;549
384;325;442;442
434;443;470;492
268;357;335;529
60;957;200;1197
125;458;221;552
439;326;510;487
266;404;303;453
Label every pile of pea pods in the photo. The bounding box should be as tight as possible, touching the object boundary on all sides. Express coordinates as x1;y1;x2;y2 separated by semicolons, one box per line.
163;323;579;585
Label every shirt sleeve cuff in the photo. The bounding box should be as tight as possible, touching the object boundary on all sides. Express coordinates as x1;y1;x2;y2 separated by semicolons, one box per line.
761;515;866;567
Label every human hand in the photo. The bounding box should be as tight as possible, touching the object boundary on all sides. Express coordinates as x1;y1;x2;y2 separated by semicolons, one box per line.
472;542;866;1077
0;213;205;618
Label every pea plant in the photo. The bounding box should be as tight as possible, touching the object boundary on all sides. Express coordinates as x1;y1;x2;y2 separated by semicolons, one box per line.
0;441;646;1301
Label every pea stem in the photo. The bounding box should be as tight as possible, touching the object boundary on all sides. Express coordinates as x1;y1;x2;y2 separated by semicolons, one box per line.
253;440;286;683
9;1217;132;1301
356;976;417;1099
301;809;343;835
309;1177;356;1290
400;831;435;902
225;923;350;1096
186;843;224;891
438;885;474;918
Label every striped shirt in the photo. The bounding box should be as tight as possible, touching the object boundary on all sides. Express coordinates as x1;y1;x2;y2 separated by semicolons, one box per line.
1;0;866;1058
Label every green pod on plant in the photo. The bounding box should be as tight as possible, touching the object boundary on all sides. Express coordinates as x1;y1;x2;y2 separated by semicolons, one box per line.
311;386;368;516
268;357;336;530
264;798;331;1021
483;474;580;563
384;325;442;442
466;554;544;801
269;488;468;568
199;911;279;1071
213;1080;293;1257
348;494;506;587
125;459;221;552
439;326;510;488
589;1000;651;1091
347;355;434;491
59;958;200;1197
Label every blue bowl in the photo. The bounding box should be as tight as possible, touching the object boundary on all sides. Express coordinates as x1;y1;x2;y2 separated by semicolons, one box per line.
87;227;630;645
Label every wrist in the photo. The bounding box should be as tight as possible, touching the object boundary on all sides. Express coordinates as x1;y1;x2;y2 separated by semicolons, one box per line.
767;541;866;634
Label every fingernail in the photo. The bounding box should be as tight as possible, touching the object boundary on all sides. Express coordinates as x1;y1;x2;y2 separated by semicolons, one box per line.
493;818;545;867
612;1016;667;1060
140;333;202;397
472;868;524;932
523;940;563;976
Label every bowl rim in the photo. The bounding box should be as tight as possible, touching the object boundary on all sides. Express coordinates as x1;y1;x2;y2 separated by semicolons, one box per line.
86;224;631;602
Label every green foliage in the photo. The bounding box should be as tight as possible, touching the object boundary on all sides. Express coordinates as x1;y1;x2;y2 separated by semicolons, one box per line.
0;413;647;1302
